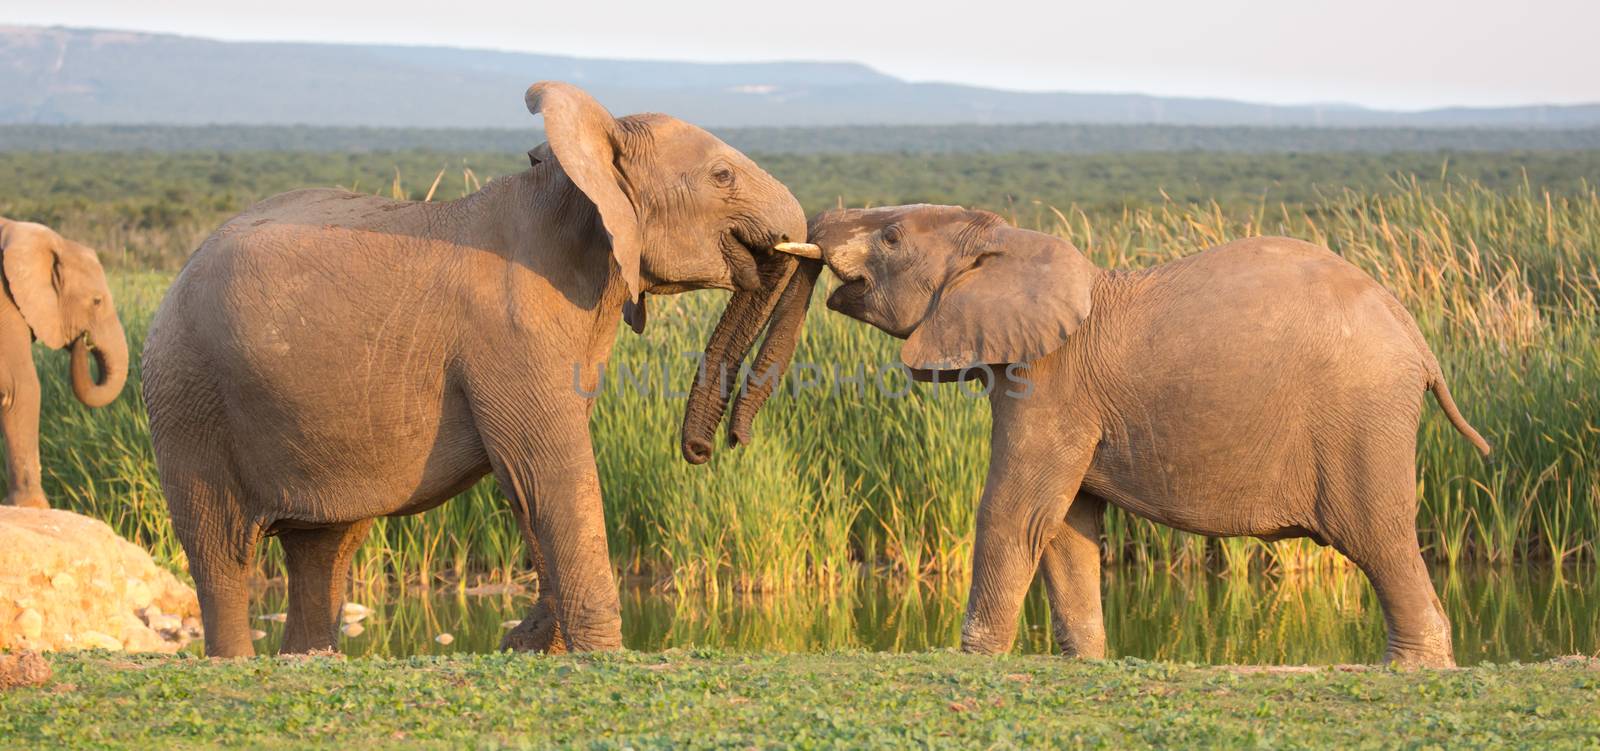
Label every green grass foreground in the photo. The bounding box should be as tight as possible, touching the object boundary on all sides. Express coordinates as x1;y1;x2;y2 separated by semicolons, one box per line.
2;653;1597;748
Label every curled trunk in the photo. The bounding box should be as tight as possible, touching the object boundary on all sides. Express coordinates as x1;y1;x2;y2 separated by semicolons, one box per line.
727;258;822;447
70;318;129;409
679;257;799;464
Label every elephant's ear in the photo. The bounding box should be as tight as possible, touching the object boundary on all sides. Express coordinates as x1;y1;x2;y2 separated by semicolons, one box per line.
526;81;643;302
902;224;1098;372
0;221;68;349
526;142;553;168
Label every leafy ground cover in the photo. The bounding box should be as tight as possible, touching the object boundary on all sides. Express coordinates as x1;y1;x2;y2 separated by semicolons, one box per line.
2;652;1597;748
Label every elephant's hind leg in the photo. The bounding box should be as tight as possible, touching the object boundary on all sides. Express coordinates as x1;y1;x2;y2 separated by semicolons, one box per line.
1040;493;1107;658
1319;448;1454;667
1334;524;1454;667
169;481;262;658
280;519;374;654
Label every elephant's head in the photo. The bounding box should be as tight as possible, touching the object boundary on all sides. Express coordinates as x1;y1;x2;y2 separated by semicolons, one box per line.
0;219;129;408
783;204;1099;378
525;82;822;463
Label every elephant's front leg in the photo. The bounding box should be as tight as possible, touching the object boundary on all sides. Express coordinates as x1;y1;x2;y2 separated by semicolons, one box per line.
500;524;567;654
1039;493;1107;658
961;425;1096;654
487;414;621;652
0;312;47;509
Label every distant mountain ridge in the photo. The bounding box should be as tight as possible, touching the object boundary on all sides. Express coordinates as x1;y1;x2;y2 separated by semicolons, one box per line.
3;25;1598;129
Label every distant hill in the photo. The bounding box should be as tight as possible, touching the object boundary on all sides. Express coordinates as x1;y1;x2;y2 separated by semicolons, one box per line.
6;123;1600;154
3;25;1599;129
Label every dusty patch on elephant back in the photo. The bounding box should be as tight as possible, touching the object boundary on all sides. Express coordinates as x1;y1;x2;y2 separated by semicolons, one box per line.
0;507;200;653
0;650;51;690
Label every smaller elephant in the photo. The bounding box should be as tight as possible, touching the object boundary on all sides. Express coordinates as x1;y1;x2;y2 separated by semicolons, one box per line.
0;219;129;509
779;204;1490;667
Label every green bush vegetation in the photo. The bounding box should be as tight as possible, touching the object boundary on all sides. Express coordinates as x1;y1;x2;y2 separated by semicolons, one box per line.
8;122;1600;154
0;150;1595;590
4;149;1599;269
3;652;1597;747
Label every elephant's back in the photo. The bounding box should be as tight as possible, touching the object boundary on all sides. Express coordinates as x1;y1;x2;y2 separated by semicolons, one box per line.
161;188;449;340
1139;236;1420;357
1159;237;1381;307
233;188;410;226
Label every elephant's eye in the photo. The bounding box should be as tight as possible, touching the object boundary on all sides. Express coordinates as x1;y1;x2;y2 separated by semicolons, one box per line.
710;166;735;187
92;295;104;307
882;225;902;246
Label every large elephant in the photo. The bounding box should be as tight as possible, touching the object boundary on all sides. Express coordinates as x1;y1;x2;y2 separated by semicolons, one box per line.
143;82;821;657
0;219;129;509
781;204;1490;667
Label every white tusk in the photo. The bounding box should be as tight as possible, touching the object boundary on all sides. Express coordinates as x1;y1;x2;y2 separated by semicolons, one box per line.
772;242;823;260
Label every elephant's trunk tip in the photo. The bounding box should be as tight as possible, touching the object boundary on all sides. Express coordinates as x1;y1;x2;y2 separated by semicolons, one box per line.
682;436;714;465
69;330;128;409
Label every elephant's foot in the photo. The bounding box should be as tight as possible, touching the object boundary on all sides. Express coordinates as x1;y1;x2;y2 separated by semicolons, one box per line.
1052;620;1107;660
1383;644;1456;669
1383;622;1456;668
3;490;48;509
500;598;566;654
959;619;1016;655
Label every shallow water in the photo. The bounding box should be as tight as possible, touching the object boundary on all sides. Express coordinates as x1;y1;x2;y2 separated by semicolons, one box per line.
247;567;1597;664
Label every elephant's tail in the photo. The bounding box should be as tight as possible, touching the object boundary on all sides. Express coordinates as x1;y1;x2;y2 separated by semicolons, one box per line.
1378;290;1492;458
1427;377;1492;458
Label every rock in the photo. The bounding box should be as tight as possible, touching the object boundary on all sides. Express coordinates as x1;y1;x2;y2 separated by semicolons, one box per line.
145;613;182;634
0;650;51;691
125;578;153;611
14;609;42;641
0;507;199;654
250;629;267;641
75;630;123;651
499;620;522;630
434;633;454;646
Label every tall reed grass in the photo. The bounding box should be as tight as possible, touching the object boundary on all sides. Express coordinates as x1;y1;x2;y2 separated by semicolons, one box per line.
23;176;1599;590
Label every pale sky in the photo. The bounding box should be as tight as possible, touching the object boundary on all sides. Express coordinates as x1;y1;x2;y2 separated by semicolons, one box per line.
8;0;1599;110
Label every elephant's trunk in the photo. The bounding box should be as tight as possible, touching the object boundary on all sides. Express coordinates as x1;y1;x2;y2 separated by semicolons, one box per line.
727;258;821;447
69;318;128;409
679;256;799;464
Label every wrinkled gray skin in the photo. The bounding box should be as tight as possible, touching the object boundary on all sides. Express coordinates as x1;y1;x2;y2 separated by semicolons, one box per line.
0;219;129;509
142;82;817;657
802;204;1491;667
